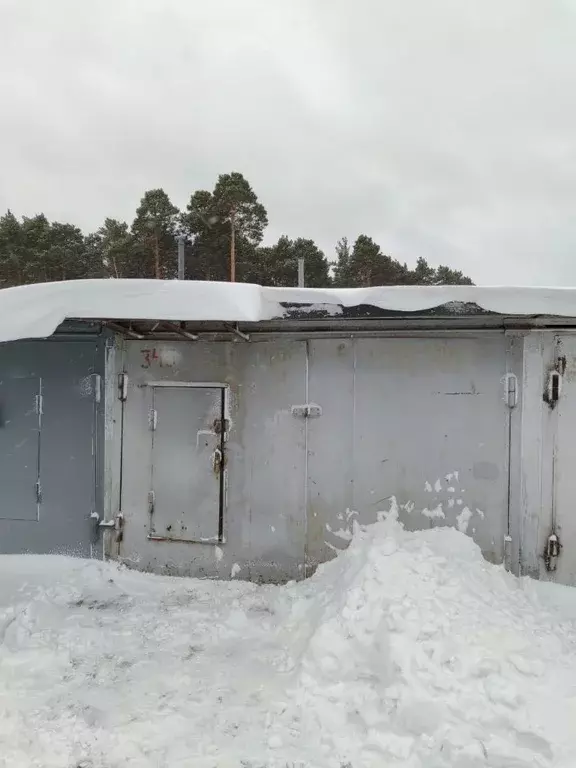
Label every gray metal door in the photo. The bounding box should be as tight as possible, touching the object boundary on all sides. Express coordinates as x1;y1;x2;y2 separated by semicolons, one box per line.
148;385;225;543
0;340;103;557
0;376;41;522
306;336;511;569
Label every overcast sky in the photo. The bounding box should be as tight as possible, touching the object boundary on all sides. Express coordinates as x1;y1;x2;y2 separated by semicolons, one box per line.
1;0;576;284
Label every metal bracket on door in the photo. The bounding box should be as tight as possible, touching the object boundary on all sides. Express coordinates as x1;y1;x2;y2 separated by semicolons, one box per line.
503;374;518;408
92;374;102;403
90;511;121;548
149;409;158;431
118;373;129;402
291;403;322;418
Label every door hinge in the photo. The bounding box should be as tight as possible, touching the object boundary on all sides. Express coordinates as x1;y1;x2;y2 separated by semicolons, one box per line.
149;408;158;430
213;418;230;438
291;403;323;418
148;490;156;515
93;374;102;403
35;481;42;504
504;374;518;408
118;373;129;402
35;394;43;416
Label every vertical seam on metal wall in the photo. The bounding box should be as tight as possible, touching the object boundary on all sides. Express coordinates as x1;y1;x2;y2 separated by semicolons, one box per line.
304;339;309;576
506;341;513;540
117;342;126;524
149;387;156;536
36;376;43;523
218;387;226;543
352;338;357;513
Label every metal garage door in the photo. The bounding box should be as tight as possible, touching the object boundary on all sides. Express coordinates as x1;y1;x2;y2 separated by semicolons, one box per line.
0;339;103;557
306;335;512;572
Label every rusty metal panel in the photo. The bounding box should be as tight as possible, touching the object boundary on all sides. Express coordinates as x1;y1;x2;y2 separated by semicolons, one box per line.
307;335;510;567
149;386;223;542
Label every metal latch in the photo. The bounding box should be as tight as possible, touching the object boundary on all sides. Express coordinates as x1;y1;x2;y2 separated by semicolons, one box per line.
544;370;562;407
91;511;123;547
544;532;561;572
291;403;322;418
90;511;115;528
544;341;565;408
212;447;223;474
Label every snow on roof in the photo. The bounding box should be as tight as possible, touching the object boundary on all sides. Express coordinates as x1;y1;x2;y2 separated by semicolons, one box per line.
1;279;576;342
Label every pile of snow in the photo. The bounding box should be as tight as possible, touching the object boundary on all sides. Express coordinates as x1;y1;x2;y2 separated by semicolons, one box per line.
280;510;576;766
3;279;576;342
1;513;576;767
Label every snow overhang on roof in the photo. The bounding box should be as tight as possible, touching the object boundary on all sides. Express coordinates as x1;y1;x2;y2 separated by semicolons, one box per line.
1;279;576;343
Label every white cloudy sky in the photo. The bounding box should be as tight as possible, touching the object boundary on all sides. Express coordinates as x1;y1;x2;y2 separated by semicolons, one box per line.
1;0;576;284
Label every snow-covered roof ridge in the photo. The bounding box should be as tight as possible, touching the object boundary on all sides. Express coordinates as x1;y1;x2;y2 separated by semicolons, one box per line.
1;279;576;342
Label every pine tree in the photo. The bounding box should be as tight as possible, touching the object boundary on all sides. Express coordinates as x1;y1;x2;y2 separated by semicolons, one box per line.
0;177;475;288
132;189;179;279
0;210;24;286
347;236;384;286
409;257;436;285
183;173;267;282
94;219;135;278
434;265;474;285
333;237;351;287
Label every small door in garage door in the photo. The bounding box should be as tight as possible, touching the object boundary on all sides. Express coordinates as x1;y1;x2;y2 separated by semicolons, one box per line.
148;385;225;543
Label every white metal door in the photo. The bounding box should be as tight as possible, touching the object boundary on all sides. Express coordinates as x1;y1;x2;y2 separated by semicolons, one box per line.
148;385;225;543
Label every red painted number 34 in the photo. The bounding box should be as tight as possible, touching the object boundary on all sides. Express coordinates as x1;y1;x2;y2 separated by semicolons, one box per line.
141;348;159;368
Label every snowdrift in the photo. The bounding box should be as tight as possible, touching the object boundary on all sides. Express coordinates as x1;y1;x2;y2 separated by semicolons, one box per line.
281;510;576;766
1;513;576;767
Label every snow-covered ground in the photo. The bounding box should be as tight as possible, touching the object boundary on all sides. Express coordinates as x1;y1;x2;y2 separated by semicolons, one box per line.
2;513;576;768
